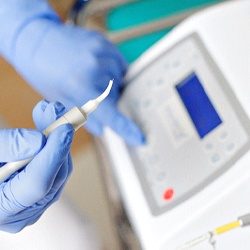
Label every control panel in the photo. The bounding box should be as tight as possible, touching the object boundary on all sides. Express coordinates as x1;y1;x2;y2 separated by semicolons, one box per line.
119;33;250;215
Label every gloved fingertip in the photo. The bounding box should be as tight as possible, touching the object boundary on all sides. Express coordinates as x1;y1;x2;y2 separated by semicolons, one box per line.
84;119;103;137
33;100;67;131
42;101;67;119
125;125;146;147
113;115;146;147
32;100;49;116
40;99;50;111
33;100;67;117
51;101;67;117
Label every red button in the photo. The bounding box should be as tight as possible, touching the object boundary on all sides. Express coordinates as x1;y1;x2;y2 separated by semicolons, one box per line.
163;189;174;201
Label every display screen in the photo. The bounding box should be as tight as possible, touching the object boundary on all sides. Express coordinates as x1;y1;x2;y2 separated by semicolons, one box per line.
176;73;222;138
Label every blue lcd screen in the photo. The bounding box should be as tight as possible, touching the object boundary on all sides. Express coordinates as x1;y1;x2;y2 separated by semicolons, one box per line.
176;73;222;138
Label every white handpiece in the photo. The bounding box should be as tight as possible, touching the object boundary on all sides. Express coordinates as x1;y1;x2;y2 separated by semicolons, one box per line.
0;79;114;184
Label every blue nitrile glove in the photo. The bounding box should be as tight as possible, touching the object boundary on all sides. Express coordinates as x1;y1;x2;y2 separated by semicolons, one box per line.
0;101;74;233
0;0;145;146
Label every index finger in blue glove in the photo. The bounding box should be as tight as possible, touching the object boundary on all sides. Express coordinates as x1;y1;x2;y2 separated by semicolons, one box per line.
85;99;146;146
0;129;46;162
9;123;74;207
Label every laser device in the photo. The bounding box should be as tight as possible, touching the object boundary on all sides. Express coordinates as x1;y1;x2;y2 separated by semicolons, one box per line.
102;1;250;249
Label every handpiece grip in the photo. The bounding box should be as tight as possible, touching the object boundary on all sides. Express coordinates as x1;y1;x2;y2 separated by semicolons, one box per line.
0;107;87;184
0;158;32;184
43;107;87;136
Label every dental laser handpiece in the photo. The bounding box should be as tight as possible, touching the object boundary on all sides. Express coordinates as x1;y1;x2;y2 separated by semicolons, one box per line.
176;213;250;250
0;79;114;184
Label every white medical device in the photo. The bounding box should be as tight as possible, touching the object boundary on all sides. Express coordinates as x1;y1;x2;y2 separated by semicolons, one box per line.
102;1;250;249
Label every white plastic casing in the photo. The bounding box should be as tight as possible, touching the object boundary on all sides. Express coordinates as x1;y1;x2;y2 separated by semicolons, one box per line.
43;107;87;136
102;1;250;249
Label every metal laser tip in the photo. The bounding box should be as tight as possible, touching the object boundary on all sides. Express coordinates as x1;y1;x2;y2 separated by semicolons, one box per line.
96;79;114;103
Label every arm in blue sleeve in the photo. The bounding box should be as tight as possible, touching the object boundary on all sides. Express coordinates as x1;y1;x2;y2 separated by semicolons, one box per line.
0;0;145;146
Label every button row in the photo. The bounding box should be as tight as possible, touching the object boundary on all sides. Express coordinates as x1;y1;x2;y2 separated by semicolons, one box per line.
203;130;237;166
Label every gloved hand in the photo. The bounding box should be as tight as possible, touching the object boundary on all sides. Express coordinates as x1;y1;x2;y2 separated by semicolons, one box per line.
0;100;74;233
0;0;145;146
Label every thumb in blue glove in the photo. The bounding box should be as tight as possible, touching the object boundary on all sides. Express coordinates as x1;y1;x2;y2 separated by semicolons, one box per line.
0;100;74;233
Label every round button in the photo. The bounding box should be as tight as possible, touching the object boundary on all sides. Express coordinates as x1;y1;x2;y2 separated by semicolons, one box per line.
155;171;167;182
155;78;164;86
211;153;221;165
219;130;229;141
225;142;236;154
143;99;152;108
204;142;214;152
163;189;174;201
